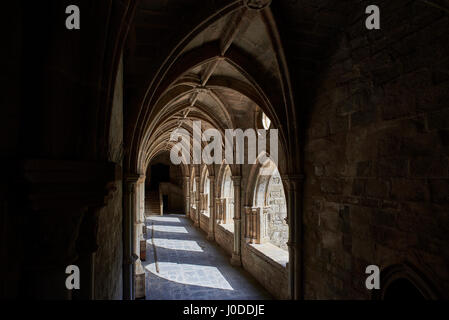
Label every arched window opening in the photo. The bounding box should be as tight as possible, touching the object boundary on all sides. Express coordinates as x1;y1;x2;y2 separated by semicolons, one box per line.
201;169;211;217
217;166;234;230
190;168;197;217
265;168;288;250
262;112;271;130
246;159;288;255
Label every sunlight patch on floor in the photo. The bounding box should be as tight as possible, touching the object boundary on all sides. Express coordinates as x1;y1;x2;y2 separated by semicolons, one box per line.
148;225;188;233
146;262;234;291
150;238;203;252
147;216;181;223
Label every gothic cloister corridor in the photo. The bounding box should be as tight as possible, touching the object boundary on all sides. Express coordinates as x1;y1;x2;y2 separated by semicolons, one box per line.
144;215;271;300
2;0;449;305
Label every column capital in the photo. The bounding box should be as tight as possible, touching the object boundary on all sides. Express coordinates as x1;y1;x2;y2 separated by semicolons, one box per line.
125;173;140;184
124;175;138;194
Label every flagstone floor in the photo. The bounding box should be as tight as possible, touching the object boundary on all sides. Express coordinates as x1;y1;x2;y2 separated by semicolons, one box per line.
143;214;272;300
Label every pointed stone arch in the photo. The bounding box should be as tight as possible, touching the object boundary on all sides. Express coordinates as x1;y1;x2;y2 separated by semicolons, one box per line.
373;263;440;300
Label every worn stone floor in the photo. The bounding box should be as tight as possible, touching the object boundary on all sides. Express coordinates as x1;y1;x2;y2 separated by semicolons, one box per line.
143;214;272;300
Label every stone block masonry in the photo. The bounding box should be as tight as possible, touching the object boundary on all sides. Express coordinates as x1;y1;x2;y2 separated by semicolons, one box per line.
302;1;449;299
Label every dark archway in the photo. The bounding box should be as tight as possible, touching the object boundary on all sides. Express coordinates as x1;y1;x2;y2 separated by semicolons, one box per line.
374;264;440;300
383;278;425;300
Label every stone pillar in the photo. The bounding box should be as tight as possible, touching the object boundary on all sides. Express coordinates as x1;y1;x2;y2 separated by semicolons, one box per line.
185;196;190;218
184;176;190;217
283;174;304;300
134;178;143;259
159;189;163;216
199;192;205;215
207;175;215;241
139;179;146;260
244;206;253;243
215;198;222;223
124;173;146;300
134;176;146;299
190;192;195;222
195;171;201;227
123;175;138;300
230;176;242;267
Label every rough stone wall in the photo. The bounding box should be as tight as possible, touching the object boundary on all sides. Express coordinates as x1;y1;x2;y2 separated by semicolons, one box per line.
241;245;289;299
303;3;449;299
266;173;288;250
95;185;123;300
94;56;124;300
215;225;234;257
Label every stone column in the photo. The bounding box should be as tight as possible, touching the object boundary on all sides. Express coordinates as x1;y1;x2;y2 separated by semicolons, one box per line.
184;176;190;217
207;175;215;241
159;189;163;216
199;192;205;215
135;176;146;299
124;175;138;300
195;170;201;227
140;180;146;259
141;178;147;239
134;177;145;260
244;206;252;243
283;174;304;300
230;176;242;267
215;198;222;223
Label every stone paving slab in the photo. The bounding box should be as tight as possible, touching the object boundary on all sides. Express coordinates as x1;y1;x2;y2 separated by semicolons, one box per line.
143;214;272;300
